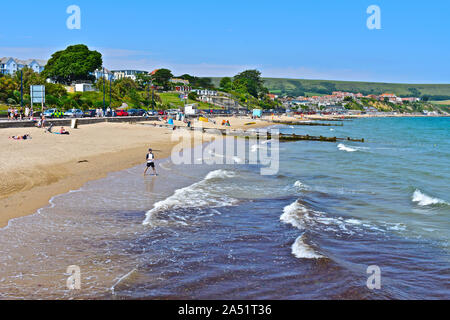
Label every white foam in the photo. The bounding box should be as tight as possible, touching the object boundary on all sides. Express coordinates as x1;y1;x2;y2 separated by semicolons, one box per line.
293;180;308;190
412;190;448;206
337;143;357;152
345;219;362;225
280;201;307;229
291;234;324;259
205;169;236;180
143;170;237;226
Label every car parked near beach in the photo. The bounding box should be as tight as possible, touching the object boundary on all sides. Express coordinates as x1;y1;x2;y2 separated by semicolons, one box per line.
127;109;146;116
116;110;129;117
43;108;64;118
145;110;158;116
64;109;84;118
83;110;96;118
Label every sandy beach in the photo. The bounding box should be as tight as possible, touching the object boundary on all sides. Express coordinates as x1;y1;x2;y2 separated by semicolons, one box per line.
0;116;271;228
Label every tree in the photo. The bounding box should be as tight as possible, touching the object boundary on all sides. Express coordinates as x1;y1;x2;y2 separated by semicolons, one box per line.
151;69;173;89
0;76;18;102
42;44;102;85
233;69;265;98
13;67;45;94
113;78;138;97
135;73;152;90
188;91;198;101
196;77;213;89
220;77;232;89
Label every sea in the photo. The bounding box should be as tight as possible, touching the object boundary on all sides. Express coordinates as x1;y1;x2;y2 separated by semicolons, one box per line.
0;117;448;299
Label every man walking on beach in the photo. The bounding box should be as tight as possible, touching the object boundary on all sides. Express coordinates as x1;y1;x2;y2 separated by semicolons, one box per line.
144;149;157;176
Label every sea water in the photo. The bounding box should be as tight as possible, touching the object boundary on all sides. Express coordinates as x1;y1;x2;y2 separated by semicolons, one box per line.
0;117;448;299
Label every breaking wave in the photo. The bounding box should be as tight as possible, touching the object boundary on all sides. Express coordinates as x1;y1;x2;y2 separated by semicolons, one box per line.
142;170;238;226
412;190;448;206
293;180;308;191
292;234;324;259
337;143;357;152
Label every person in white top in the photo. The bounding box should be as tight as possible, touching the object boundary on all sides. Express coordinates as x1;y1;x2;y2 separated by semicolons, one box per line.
144;148;157;176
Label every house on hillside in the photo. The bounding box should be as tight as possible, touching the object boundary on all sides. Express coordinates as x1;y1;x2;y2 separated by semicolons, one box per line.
112;70;149;81
94;68;114;81
0;57;46;75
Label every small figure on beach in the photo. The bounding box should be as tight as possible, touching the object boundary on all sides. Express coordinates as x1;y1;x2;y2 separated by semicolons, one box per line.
57;127;70;135
144;148;157;176
9;134;31;140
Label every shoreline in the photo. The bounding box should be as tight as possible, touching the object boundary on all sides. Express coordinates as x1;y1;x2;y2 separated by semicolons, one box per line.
0;117;272;228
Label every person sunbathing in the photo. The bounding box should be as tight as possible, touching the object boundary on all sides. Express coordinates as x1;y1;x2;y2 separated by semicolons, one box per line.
54;127;70;135
9;134;31;140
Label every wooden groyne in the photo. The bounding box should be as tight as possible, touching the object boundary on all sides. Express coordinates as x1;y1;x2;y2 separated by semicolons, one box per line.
270;120;344;127
306;118;352;122
139;122;364;143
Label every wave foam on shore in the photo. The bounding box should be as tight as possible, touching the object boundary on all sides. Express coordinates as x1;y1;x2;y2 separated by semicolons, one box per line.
142;170;238;226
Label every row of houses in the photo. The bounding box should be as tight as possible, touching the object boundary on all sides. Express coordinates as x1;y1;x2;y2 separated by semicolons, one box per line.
0;56;149;82
0;57;46;75
280;91;421;109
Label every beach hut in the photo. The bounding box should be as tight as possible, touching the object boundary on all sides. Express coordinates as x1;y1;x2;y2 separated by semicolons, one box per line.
252;109;262;118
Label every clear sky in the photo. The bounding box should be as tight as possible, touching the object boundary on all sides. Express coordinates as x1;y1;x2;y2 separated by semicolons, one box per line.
1;0;449;83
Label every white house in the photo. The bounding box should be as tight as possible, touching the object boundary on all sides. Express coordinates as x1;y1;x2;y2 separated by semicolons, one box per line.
0;57;46;75
75;83;95;92
94;68;114;81
111;70;148;81
192;89;218;96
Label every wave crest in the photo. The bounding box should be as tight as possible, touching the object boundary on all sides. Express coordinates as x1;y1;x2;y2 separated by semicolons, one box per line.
143;170;237;226
337;143;357;152
412;190;448;206
292;234;324;259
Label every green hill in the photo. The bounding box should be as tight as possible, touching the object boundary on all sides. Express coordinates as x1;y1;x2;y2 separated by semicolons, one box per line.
211;77;450;100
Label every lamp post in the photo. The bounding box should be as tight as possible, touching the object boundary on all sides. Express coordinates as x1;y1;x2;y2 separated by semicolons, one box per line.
103;68;106;111
20;70;23;109
109;77;112;108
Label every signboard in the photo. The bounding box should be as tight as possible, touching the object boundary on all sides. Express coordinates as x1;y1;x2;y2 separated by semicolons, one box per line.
31;85;45;104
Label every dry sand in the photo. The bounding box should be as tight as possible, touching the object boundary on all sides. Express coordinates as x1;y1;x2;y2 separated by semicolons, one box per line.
0;117;271;228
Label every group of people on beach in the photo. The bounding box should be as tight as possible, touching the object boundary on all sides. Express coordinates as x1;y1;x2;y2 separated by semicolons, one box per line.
221;119;231;127
7;106;34;121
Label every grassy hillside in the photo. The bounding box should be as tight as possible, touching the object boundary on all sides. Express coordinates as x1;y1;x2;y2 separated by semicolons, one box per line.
158;92;214;109
211;77;450;100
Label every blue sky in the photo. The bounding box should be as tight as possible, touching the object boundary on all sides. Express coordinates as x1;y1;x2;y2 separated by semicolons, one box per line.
1;0;449;83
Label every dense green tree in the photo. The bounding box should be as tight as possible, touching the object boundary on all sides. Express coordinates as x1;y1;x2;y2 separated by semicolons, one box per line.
220;77;232;89
0;76;18;102
178;74;214;89
188;91;198;101
113;78;138;97
151;69;173;89
233;69;265;98
42;44;102;85
196;77;213;89
135;73;152;90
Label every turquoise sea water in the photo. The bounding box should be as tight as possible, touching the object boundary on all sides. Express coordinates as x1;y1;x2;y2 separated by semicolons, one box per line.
0;117;448;299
